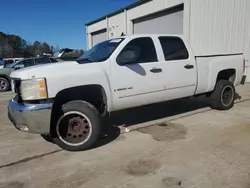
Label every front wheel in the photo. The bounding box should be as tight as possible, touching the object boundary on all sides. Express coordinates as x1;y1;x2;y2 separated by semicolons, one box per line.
41;134;53;143
51;101;102;151
210;80;235;110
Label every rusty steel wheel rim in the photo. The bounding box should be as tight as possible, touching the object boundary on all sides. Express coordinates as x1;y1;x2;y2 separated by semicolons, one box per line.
56;111;92;146
221;85;234;107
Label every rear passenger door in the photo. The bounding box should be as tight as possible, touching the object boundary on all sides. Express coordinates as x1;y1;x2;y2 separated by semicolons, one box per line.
158;36;197;99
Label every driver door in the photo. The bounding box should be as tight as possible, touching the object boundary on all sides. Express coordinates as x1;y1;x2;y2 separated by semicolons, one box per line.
111;37;166;110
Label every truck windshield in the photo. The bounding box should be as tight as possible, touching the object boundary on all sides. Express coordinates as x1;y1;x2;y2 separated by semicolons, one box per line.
77;38;124;64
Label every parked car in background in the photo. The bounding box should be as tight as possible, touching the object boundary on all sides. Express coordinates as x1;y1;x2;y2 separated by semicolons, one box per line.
0;56;62;92
0;48;73;92
8;34;246;151
0;60;4;69
1;58;24;68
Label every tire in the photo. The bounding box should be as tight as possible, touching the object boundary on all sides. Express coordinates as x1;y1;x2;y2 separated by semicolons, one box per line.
51;100;102;151
210;80;235;110
41;134;53;143
0;77;10;92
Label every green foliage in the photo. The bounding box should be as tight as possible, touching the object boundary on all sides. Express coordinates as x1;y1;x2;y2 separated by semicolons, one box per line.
0;31;84;59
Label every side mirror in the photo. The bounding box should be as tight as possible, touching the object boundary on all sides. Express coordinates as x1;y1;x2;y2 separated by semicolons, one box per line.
14;64;24;70
117;49;138;65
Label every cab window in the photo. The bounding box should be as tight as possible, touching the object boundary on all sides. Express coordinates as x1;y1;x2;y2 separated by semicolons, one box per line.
159;37;189;61
117;37;158;65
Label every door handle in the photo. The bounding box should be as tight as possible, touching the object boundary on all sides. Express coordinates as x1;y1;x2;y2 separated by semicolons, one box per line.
150;67;162;73
184;64;194;69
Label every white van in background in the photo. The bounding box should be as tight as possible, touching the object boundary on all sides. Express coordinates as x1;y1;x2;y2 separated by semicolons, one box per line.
0;58;24;69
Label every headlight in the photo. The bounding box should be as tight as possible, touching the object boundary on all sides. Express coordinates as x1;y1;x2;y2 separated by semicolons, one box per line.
20;78;48;100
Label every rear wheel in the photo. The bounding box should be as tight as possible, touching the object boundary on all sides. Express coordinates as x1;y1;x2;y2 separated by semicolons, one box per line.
51;101;102;151
0;77;10;92
210;80;235;110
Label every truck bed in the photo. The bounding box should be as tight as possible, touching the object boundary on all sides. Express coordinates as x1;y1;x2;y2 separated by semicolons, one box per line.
194;54;244;95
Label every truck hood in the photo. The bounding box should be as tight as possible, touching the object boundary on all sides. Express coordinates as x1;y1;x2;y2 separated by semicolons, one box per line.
10;60;110;99
10;61;101;80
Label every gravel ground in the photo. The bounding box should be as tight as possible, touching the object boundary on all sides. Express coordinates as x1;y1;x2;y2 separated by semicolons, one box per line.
0;84;250;188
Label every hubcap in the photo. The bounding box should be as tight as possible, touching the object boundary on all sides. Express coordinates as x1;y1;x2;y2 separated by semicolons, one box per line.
56;111;92;146
0;79;7;91
221;85;234;107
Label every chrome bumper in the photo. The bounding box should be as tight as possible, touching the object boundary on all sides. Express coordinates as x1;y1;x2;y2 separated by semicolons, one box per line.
8;98;52;134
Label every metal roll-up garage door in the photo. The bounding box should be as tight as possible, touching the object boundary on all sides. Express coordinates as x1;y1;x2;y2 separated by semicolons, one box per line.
91;29;107;47
133;5;184;34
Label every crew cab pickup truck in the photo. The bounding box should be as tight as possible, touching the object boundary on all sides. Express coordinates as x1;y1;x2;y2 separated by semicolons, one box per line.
8;34;246;151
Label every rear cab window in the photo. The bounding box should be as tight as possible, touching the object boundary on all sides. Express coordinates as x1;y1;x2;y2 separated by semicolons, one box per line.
158;37;189;61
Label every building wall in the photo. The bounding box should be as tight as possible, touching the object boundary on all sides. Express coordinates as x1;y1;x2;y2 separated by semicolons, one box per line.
86;0;250;80
108;12;126;39
86;0;185;49
126;0;184;34
87;19;107;49
188;0;250;81
189;0;248;56
243;0;250;81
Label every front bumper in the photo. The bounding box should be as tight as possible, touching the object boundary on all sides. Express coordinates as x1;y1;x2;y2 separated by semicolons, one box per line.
8;98;52;134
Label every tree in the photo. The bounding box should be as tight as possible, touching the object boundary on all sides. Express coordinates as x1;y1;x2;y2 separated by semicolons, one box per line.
0;31;84;59
0;32;6;58
7;35;22;50
79;50;84;56
41;42;52;54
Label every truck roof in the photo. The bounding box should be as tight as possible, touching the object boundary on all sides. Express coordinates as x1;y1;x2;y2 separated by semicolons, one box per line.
119;34;184;39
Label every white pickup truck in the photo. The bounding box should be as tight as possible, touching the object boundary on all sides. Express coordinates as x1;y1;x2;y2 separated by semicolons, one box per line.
8;34;246;151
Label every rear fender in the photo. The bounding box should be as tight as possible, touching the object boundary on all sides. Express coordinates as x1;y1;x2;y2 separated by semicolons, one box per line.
207;55;244;92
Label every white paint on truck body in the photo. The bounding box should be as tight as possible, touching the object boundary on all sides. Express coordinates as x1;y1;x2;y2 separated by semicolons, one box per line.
195;56;244;95
11;34;245;112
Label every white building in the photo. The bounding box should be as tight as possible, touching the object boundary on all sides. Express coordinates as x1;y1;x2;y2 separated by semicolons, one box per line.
86;0;250;81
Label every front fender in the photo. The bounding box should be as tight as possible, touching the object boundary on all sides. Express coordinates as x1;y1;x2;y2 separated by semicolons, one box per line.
46;67;113;111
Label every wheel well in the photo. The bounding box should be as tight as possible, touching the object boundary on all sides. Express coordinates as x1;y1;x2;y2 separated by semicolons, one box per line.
216;69;236;83
0;75;10;82
50;85;107;130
